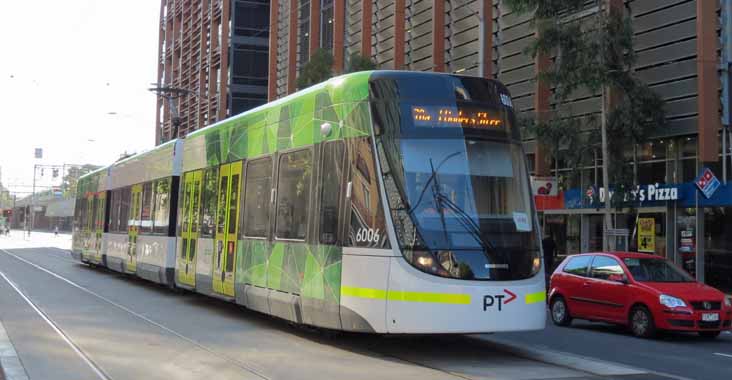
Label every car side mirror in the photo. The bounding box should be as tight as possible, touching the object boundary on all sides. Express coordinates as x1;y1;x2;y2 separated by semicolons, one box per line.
608;274;629;284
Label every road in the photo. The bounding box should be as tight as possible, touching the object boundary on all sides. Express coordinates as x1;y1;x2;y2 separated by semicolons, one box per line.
0;231;708;380
498;308;732;380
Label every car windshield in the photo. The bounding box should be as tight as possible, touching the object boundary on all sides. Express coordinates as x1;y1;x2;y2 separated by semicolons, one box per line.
623;258;695;282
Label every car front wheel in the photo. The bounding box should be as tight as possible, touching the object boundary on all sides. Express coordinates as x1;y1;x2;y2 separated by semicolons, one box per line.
629;305;656;338
550;296;572;326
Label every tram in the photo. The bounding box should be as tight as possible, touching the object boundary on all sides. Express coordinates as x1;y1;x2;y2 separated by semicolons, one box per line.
72;71;546;333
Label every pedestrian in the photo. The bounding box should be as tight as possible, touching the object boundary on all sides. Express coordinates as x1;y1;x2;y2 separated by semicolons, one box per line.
542;233;557;275
54;225;59;237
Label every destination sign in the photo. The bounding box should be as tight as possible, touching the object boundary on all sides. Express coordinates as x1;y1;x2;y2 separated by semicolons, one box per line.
412;106;504;129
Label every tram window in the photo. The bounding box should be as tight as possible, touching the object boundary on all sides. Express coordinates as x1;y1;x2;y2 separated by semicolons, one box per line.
228;173;240;235
216;176;229;235
153;178;171;235
319;141;345;244
108;190;118;233
275;150;312;240
141;182;154;234
243;158;272;238
191;177;201;234
346;137;390;248
118;187;130;231
200;167;219;238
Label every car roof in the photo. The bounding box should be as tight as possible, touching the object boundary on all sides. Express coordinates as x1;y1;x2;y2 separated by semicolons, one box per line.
570;252;665;260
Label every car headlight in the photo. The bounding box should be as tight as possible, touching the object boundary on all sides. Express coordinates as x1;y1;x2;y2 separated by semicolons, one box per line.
660;294;686;308
725;296;732;308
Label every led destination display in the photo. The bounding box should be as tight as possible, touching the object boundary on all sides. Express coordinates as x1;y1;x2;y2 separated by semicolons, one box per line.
412;106;504;129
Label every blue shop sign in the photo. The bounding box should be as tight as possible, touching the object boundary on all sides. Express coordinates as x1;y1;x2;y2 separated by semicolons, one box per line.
564;182;732;209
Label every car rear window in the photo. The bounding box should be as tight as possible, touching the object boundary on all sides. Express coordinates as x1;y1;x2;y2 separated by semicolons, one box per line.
563;256;592;276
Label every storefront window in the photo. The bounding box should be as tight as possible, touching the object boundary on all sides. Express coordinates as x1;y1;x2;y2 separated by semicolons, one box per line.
704;207;732;294
676;207;696;277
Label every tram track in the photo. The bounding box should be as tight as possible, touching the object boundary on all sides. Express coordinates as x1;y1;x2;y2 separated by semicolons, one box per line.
0;248;272;380
3;247;477;380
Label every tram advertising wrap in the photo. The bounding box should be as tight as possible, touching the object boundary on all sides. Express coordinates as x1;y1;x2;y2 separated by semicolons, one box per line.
71;71;546;334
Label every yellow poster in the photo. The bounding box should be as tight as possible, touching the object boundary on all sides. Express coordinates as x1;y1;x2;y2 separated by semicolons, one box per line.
638;218;655;253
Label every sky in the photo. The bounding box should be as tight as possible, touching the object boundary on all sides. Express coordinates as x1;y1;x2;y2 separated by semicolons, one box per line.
0;1;160;197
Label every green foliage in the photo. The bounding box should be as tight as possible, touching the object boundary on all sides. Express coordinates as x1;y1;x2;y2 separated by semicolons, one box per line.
63;164;99;198
346;53;377;73
297;48;334;89
505;0;666;207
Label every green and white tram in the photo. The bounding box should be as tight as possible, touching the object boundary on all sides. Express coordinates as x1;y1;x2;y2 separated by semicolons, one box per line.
72;71;546;333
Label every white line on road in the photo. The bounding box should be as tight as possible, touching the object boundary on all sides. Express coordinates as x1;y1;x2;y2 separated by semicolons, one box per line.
0;248;270;380
0;270;112;380
714;353;732;359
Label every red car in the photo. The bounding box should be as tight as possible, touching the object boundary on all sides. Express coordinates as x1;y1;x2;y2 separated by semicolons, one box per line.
549;252;732;338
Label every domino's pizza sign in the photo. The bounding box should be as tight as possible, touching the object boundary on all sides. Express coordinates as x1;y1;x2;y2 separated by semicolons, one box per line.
695;168;721;199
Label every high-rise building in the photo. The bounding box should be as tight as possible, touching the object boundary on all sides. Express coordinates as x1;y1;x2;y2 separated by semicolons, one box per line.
269;0;732;294
155;0;270;144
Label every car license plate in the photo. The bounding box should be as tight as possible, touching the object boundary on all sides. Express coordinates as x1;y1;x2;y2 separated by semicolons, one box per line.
702;313;719;322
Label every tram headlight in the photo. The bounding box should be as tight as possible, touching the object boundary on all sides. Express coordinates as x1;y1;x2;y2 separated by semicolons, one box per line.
413;250;438;273
532;256;542;275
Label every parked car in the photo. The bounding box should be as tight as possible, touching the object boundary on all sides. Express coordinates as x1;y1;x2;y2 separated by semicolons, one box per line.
548;252;732;338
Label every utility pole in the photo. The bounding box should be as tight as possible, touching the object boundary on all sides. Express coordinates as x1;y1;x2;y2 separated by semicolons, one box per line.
599;0;614;251
30;164;37;236
148;84;194;143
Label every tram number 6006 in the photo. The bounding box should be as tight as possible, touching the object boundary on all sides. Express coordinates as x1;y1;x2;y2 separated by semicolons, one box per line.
355;228;380;243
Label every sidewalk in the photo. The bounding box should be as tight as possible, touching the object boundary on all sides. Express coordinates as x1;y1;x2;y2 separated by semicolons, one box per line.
0;316;28;380
0;230;72;251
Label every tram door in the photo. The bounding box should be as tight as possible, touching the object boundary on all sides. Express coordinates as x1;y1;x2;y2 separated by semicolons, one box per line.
213;162;242;297
177;170;202;286
126;184;142;273
94;192;106;260
84;193;95;259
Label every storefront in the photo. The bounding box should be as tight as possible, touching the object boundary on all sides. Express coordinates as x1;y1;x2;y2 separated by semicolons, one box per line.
535;180;732;294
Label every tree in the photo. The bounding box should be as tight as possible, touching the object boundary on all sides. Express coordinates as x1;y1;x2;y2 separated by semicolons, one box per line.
346;53;377;73
506;0;665;212
297;48;334;89
62;164;100;198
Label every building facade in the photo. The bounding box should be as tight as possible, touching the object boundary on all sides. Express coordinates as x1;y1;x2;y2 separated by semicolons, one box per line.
269;0;732;293
155;0;270;144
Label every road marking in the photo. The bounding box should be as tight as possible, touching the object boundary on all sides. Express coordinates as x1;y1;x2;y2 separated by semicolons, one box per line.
714;353;732;358
0;248;271;380
0;270;111;380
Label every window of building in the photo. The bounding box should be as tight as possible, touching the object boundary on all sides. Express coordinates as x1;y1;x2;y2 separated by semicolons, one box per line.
275;150;313;240
590;256;624;280
200;167;219;238
153;178;171;235
320;0;334;51
319;141;345;244
233;0;269;37
298;0;310;68
704;207;732;294
243;158;272;238
563;255;591;276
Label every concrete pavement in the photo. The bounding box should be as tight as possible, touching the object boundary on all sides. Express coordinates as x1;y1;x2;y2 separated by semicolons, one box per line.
0;231;682;380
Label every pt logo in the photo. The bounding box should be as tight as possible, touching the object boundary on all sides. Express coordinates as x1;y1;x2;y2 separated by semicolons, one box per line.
483;289;517;311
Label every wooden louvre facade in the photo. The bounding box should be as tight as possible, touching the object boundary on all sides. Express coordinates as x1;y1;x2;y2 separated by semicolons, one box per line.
266;0;724;168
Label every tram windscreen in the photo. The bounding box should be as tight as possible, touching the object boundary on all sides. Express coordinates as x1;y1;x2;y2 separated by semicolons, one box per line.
370;74;540;280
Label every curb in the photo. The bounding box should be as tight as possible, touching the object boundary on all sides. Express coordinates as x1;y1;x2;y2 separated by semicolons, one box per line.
0;320;28;380
474;335;691;380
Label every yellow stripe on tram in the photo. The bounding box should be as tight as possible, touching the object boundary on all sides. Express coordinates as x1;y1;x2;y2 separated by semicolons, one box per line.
524;291;546;304
341;286;471;305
